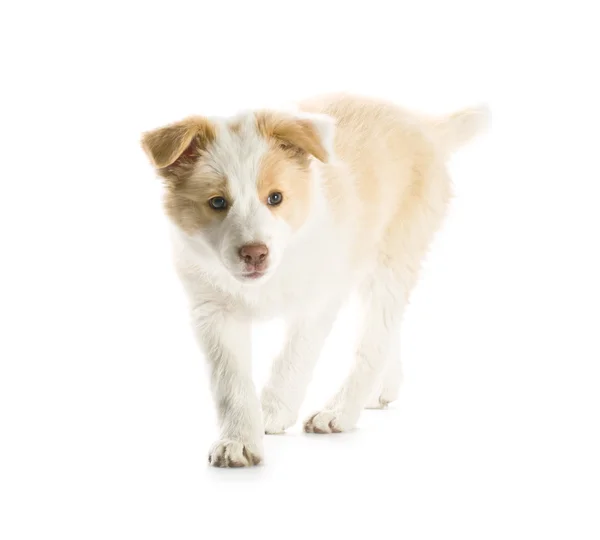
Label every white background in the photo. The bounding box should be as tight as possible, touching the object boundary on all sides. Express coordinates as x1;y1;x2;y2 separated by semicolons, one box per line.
1;1;599;539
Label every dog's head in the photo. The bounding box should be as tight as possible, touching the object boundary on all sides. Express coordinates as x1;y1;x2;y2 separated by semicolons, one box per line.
142;109;335;284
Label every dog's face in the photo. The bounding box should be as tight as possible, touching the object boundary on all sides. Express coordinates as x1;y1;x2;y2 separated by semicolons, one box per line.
142;110;334;284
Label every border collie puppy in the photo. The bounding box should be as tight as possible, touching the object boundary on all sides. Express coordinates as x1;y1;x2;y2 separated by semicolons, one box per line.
142;93;488;467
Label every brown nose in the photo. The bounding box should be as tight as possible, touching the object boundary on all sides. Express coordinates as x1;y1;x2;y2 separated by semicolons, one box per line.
238;243;269;265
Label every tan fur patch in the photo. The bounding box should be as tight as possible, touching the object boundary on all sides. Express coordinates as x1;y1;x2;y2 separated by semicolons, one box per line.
142;116;229;233
141;116;216;183
298;93;452;272
164;164;231;234
255;111;329;163
257;144;312;231
228;120;242;134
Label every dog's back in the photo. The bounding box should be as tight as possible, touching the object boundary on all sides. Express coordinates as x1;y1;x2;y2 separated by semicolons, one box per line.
299;93;487;273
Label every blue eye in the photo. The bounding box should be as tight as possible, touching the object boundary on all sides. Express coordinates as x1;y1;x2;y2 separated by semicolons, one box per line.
267;192;283;206
209;197;228;210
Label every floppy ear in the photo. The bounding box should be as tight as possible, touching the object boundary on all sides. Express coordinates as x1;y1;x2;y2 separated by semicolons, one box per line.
256;111;335;163
141;117;216;175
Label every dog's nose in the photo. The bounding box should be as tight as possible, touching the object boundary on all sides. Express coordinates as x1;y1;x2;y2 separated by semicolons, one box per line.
239;243;269;265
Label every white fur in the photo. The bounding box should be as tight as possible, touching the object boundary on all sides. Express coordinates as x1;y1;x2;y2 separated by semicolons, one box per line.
191;114;291;283
164;99;487;467
172;112;353;466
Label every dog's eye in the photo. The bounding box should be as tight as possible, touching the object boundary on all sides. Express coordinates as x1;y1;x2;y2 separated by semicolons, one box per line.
267;192;283;206
208;197;228;210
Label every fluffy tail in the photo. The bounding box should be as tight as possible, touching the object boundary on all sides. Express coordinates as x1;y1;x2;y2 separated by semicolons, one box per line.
428;105;490;154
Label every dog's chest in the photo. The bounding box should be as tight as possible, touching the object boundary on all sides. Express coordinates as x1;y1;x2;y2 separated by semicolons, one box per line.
241;245;352;319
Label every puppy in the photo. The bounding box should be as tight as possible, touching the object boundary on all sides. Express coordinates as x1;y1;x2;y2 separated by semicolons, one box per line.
141;93;488;467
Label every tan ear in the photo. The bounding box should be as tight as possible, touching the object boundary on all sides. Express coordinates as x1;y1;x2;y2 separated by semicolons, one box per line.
141;117;216;170
256;111;335;163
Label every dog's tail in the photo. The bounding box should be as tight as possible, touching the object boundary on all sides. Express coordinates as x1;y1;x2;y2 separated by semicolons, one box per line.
427;105;490;155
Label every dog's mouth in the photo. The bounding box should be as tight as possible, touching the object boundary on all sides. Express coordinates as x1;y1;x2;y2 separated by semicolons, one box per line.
226;254;277;283
237;260;271;282
241;271;265;280
235;266;274;283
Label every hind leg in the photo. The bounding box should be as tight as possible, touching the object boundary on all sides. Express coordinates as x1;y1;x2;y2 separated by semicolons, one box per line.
304;161;450;432
304;265;408;433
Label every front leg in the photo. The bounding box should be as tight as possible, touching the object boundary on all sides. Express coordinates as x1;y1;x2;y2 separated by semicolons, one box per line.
261;305;339;434
304;267;407;433
192;304;263;467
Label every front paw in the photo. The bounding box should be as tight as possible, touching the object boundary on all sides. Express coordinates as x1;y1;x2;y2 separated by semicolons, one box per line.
208;439;263;468
261;389;297;434
303;408;358;434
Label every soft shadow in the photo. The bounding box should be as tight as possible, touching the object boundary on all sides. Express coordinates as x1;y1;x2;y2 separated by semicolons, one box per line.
203;462;270;481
